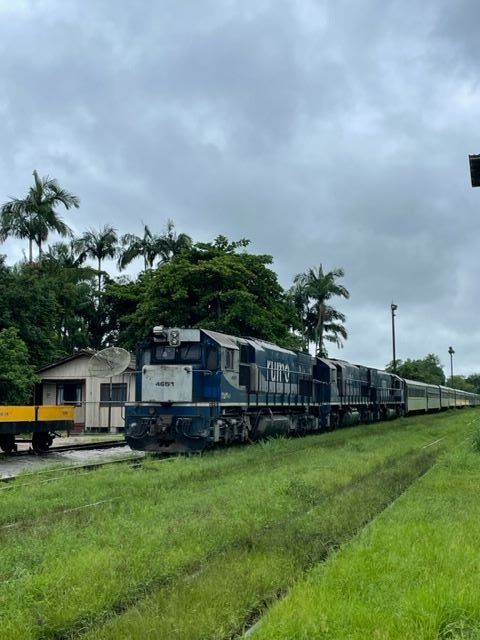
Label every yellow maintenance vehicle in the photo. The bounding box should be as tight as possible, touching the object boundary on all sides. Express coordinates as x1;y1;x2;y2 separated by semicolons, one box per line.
0;405;74;453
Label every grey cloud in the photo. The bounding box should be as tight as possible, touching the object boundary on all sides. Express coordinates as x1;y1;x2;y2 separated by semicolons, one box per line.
1;0;480;373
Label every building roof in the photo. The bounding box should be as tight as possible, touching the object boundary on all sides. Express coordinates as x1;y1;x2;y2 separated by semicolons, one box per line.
37;350;135;374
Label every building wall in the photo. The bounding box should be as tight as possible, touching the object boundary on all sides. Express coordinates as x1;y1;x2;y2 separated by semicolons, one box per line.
85;371;136;431
42;383;57;406
39;355;136;432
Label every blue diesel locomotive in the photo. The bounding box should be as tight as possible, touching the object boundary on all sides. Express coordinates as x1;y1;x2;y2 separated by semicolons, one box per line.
124;327;479;453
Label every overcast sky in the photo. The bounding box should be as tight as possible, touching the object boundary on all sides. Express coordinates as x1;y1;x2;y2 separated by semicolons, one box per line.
1;0;480;375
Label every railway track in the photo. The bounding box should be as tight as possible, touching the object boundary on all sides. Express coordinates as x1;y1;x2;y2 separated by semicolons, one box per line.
0;454;146;486
48;439;126;453
5;439;127;457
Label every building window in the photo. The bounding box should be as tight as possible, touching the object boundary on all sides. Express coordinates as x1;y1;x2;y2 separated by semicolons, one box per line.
57;383;82;406
100;383;127;405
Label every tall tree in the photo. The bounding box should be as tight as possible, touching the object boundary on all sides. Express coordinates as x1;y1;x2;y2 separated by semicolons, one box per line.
107;236;301;351
466;373;480;393
156;219;192;264
385;354;446;385
118;224;163;272
0;328;38;404
449;375;476;392
42;241;87;269
0;170;79;262
292;264;350;356
40;243;98;353
0;261;63;367
118;220;192;272
74;225;118;292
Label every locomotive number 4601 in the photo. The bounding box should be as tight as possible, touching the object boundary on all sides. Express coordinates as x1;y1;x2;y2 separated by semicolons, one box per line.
155;381;175;387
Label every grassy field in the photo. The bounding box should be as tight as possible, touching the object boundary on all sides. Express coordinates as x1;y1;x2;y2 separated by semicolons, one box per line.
253;412;480;639
0;409;477;639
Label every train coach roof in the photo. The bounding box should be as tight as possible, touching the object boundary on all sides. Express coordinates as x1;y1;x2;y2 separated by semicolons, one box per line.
201;329;239;349
201;329;297;356
316;357;337;370
403;378;438;388
329;358;360;370
250;338;296;355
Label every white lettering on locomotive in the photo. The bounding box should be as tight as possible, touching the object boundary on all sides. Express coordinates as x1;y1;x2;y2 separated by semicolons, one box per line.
266;360;290;383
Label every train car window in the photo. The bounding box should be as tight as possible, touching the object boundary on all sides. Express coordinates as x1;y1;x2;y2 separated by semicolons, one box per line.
207;347;218;370
179;344;201;362
225;349;235;370
408;386;426;398
155;346;176;361
240;345;249;363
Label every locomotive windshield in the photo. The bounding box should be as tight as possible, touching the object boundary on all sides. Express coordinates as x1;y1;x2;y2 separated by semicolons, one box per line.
180;344;201;360
153;343;202;364
155;346;176;361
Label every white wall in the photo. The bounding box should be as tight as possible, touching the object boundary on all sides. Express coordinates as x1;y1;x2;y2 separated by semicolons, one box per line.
39;354;136;432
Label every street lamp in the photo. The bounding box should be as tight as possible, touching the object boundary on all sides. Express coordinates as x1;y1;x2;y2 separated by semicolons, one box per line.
391;303;398;374
448;346;455;387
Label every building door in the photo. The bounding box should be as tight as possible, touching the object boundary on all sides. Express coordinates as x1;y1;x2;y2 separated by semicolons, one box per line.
57;382;85;427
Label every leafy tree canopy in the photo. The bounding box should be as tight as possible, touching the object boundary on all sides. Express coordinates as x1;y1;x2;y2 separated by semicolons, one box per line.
465;373;480;393
0;328;38;404
448;375;476;392
385;353;446;385
107;236;302;351
0;262;63;368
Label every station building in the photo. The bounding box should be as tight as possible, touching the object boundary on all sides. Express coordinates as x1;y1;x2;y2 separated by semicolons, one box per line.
35;350;136;433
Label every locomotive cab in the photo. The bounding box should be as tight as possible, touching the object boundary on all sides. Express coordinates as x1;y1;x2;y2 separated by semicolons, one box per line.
125;328;249;452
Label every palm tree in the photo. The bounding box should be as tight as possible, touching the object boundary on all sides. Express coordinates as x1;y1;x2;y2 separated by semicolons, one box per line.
293;265;350;356
0;170;79;262
118;224;163;272
156;219;192;264
74;225;118;291
42;241;85;269
118;220;192;272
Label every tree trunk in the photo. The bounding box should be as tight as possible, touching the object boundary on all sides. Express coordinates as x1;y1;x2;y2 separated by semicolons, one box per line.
97;257;102;292
315;305;325;357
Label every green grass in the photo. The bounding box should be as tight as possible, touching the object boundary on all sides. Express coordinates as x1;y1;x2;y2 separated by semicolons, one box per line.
0;410;476;639
83;448;435;640
252;412;480;639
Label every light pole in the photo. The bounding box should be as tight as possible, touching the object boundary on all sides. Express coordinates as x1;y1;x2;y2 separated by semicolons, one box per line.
448;346;455;387
391;303;398;374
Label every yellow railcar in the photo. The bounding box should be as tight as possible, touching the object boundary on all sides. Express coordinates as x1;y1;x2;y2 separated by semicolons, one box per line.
0;405;74;453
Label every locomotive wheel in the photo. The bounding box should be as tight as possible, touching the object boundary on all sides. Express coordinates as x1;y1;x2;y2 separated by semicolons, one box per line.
32;432;53;454
0;434;17;454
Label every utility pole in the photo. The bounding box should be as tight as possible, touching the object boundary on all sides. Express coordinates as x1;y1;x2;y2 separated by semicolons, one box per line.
448;346;455;387
391;303;398;374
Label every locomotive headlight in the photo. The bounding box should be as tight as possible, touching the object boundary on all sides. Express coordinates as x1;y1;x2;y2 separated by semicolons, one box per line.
169;329;181;346
153;326;168;342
